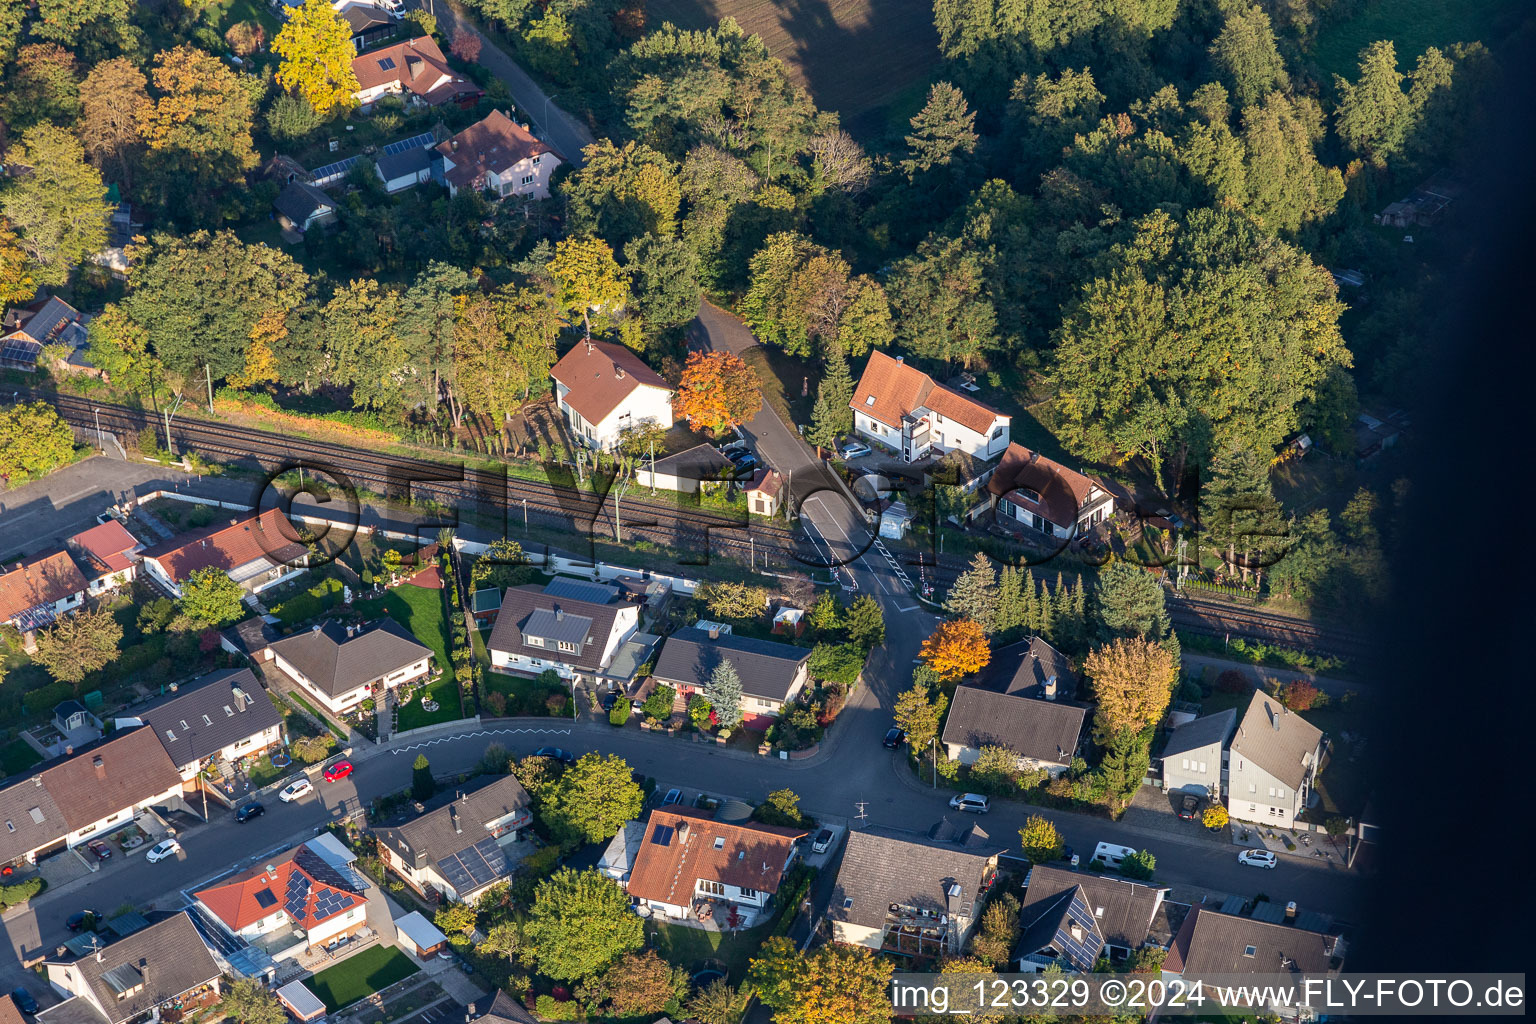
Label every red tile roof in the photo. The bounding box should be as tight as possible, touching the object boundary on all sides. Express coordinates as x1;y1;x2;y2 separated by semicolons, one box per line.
436;109;556;191
67;519;140;577
746;469;782;499
0;549;88;624
852;351;1003;434
195;843;364;931
550;339;672;427
985;442;1108;529
141;509;306;584
39;727;183;832
627;808;805;908
350;36;478;106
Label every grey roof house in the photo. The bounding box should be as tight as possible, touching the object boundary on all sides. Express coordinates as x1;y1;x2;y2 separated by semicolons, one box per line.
131;667;283;783
38;912;221;1024
941;637;1088;777
827;828;1002;957
1014;865;1170;971
1163;905;1344;1016
268;619;433;715
273;182;338;234
1162;707;1237;800
1227;690;1325;828
486;583;642;685
374;775;533;904
650;625;812;726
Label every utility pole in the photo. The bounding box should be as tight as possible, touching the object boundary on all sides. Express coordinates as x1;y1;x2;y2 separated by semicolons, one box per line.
204;364;214;413
93;407;103;452
649;440;656;495
785;468;792;523
931;737;936;789
523;498;528;535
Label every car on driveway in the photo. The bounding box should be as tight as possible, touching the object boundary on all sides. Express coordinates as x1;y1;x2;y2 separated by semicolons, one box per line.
949;793;990;814
839;442;873;460
66;910;101;932
1177;793;1202;820
882;727;906;748
279;778;313;802
534;746;577;765
11;987;38;1015
661;787;682;806
1238;849;1278;869
812;828;835;854
727;453;759;478
234;801;264;823
720;439;750;456
84;840;111;861
145;839;181;864
322;760;354;782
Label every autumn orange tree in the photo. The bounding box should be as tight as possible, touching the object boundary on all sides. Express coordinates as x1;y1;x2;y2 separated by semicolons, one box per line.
1083;636;1177;739
919;618;990;682
673;350;762;434
750;936;893;1024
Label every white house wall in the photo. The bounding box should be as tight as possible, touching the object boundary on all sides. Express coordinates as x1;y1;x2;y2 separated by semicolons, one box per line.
64;781;185;849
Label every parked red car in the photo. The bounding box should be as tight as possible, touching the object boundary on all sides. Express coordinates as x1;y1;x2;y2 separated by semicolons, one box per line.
85;840;111;861
322;761;354;782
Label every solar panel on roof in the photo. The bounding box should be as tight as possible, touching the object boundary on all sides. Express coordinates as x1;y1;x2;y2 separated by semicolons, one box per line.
651;825;674;846
310;155;361;184
254;888;277;909
377;56;396;70
285;872;312;919
382;131;436;156
0;338;41;363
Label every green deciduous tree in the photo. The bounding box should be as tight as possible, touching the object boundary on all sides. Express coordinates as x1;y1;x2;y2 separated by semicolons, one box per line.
1238;92;1343;234
524;869;644;980
0;402;76;480
31;608;122;689
565;140;681;244
217;979;288;1024
1;43;82;130
755;788;807;827
178;567;247;627
542;753;645;847
623;233;700;330
551;236;629;341
888;237;997;369
893;680;947;753
1018;814;1064;864
750;936;893;1024
433;900;477;935
1200;445;1284;582
1;125;112;285
273;0;361;114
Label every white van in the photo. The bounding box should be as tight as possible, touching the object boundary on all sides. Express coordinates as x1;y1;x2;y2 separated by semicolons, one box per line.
1092;842;1138;869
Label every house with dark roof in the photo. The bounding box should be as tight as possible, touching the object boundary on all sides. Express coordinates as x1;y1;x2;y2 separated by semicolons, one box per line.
1014;864;1169;971
550;339;674;451
65;520;141;596
435;109;559;200
472;990;538;1024
351;36;480;110
128;668;282;791
1162;707;1238;801
635;443;733;494
1228;690;1325;828
626;808;805;926
941;638;1088;777
194;840;369;957
0;549;88;634
273;181;338;234
827;828;1002;956
268;619;433;715
39;912;221;1024
650;624;812;728
849;351;1010;464
486;582;642;685
375;142;435;193
339;1;396;50
1163;906;1344;1016
0;295;87;370
984;442;1117;540
374;775;533;904
139;508;308;598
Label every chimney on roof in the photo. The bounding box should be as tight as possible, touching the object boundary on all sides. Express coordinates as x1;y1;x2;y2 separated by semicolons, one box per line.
1043;675;1058;701
895;355;903;363
554;607;564;621
65;745;73;756
707;625;720;640
450;805;461;834
93;755;105;780
1069;923;1084;943
451;139;458;151
312;624;323;633
346;625;355;639
409;56;424;81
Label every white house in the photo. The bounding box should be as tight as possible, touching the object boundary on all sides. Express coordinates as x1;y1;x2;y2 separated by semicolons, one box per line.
1161;707;1238;802
267;619;433;715
374;776;533;904
940;638;1088;778
849;351;1010;463
435;109;561;201
350;36;481;111
550;339;674;450
0;549;87;633
626;809;805;927
130;668;284;789
649;625;812;729
1227;690;1325;828
485;580;641;685
194;840;370;957
65;519;141;596
138;508;308;598
39;913;222;1024
984;442;1118;539
375;144;435;193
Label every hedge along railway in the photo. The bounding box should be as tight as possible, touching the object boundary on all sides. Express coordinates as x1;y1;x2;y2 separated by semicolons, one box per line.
40;392;805;567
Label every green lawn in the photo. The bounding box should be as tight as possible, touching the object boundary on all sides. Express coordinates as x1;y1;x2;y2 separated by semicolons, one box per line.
1312;0;1524;80
268;573;348;627
646;920;772;981
0;739;42;776
356;584;464;731
304;946;420;1012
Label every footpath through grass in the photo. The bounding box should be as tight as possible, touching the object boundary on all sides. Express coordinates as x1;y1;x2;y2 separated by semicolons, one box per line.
304;945;419;1012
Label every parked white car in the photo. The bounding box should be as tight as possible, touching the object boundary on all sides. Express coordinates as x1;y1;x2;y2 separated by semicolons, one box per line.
1238;849;1278;869
145;839;181;863
949;793;990;814
280;778;314;803
376;0;404;13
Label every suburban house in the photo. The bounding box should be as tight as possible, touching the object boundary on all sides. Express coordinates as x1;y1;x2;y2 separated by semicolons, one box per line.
1014;865;1170;971
435;110;560;200
827;829;1001;956
350;37;481;111
374;775;534;905
625;808;806;927
194;839;369;957
267;619;433;716
984;442;1117;539
38;912;222;1024
472;991;539;1024
1161;707;1238;802
65;520;141;596
650;625;812;728
1228;690;1325;828
138;508;308;598
598;819;646;883
634;444;733;493
745;470;785;517
940;637;1088;777
848;351;1010;463
0;549;88;633
485;581;642;686
339;1;396;51
375;144;435;193
273;182;339;234
0;295;87;371
1164;906;1344;1017
550;339;674;450
129;668;283;792
1;995;23;1024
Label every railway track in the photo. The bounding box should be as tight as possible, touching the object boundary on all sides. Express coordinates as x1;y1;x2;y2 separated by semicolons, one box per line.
40;393;806;565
